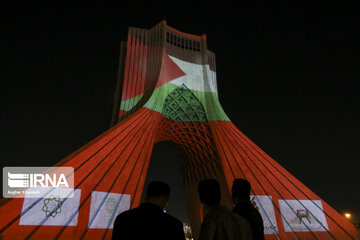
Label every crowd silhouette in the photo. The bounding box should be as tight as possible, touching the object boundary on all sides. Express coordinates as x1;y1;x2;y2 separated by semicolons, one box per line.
112;179;264;240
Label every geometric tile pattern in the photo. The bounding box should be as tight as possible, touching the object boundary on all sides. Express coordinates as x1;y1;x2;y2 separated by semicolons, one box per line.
162;84;207;122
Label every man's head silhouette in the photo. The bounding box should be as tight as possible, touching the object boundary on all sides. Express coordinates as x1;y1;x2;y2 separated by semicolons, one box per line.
231;178;251;202
145;181;170;210
198;179;221;206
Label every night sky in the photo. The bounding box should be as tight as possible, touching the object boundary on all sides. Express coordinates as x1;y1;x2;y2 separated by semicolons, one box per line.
2;2;359;224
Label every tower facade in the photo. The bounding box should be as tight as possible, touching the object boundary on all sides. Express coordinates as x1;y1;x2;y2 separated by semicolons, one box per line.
0;21;358;240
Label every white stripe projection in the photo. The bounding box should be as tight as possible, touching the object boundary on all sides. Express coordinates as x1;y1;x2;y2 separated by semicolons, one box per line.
169;56;218;94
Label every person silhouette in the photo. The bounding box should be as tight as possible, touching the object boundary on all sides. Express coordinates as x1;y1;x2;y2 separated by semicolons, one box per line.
231;178;265;240
112;181;185;240
198;179;252;240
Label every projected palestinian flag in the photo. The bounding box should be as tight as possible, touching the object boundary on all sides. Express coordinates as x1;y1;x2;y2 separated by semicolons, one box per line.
0;21;358;240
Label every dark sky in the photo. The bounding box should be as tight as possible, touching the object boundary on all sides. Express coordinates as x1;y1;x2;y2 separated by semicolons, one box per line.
2;1;359;224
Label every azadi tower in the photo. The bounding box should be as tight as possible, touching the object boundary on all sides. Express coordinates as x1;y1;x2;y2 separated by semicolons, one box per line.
0;21;358;240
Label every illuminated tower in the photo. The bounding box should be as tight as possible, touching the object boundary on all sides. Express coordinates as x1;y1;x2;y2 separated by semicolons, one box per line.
0;21;358;240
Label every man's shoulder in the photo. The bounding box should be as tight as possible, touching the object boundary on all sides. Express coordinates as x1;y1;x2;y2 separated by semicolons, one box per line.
114;207;140;222
232;210;251;224
234;201;257;213
219;206;249;224
247;204;263;221
234;202;264;227
251;208;264;225
164;213;183;226
204;205;234;221
213;205;234;215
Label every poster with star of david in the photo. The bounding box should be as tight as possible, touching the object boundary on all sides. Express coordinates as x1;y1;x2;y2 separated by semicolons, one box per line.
88;191;130;229
19;188;81;226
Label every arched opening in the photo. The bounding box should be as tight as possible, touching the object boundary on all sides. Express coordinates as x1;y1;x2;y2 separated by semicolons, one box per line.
141;141;190;224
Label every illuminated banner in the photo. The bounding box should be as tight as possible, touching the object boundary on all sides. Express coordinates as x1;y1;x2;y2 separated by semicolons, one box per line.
19;189;81;226
88;191;131;229
279;200;329;232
